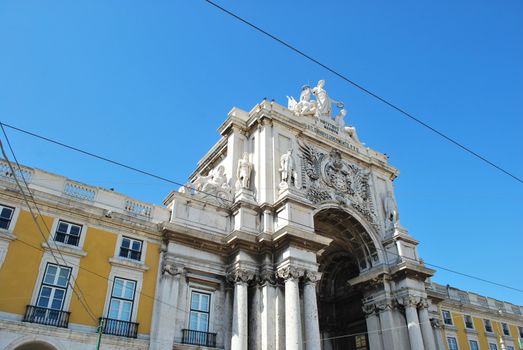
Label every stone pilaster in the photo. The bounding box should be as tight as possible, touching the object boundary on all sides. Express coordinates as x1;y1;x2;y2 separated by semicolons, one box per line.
430;318;445;350
259;271;277;350
377;300;402;350
362;302;383;350
150;259;185;350
402;297;425;350
303;271;321;350
228;269;254;350
277;266;304;350
418;300;436;350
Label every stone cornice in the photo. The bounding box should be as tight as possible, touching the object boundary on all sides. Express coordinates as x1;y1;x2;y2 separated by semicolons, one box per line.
389;260;435;281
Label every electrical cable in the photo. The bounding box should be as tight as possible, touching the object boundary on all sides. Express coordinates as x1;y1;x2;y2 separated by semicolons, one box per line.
203;0;523;185
1;122;522;295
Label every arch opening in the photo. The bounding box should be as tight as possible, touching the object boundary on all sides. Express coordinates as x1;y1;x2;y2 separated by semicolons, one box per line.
315;208;379;350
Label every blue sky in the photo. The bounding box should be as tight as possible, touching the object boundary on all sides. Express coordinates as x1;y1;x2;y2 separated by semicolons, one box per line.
1;1;522;304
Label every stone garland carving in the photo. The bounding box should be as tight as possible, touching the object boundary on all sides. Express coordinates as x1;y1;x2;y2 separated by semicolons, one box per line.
298;141;378;226
227;268;255;284
161;260;185;277
179;165;234;205
276;266;305;281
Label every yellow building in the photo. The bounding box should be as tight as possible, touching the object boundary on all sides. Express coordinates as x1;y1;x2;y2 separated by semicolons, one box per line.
427;282;523;350
0;161;168;350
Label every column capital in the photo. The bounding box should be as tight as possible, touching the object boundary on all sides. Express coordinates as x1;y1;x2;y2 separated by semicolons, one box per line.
277;266;305;281
161;260;185;277
362;303;378;316
418;299;429;309
401;296;421;308
227;268;255;284
430;318;443;329
303;270;322;284
257;270;277;286
376;300;395;312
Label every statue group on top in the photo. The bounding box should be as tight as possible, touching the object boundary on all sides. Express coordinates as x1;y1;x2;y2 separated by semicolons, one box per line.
287;79;360;142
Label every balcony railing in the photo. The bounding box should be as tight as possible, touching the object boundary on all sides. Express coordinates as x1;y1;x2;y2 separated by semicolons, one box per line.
23;305;70;328
182;329;217;348
99;317;139;338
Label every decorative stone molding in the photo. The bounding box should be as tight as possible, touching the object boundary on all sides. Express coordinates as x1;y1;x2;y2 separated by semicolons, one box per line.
161;259;185;277
257;270;277;286
303;270;322;284
298;140;378;226
376;300;395;312
276;266;305;281
227;268;255;284
362;303;378;316
401;296;421;308
418;299;429;309
109;256;150;272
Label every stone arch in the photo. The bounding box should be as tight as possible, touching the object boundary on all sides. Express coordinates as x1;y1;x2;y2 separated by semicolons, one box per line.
313;206;383;350
5;335;66;350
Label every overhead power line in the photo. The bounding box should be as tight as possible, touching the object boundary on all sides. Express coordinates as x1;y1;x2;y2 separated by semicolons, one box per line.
1;122;522;296
203;0;522;185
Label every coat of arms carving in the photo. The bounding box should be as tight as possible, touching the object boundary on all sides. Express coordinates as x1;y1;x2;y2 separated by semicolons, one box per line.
298;141;377;225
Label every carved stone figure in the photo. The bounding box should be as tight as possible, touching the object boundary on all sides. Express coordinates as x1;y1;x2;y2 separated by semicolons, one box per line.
312;80;332;117
287;85;316;117
189;165;233;204
334;108;347;127
279;149;297;187
384;193;399;231
236;152;253;190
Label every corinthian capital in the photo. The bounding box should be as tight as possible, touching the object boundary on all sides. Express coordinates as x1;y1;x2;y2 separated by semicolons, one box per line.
402;296;421;307
362;303;377;316
257;270;277;286
277;266;305;281
303;270;322;284
227;268;255;284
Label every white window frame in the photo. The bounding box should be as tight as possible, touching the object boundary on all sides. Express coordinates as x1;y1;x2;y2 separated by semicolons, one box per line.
107;277;137;321
53;220;83;247
484;319;493;333
0;203;20;269
103;265;143;324
0;204;17;231
188;290;211;332
447;336;459;350
469;339;479;350
442;310;453;325
489;343;498;350
35;263;71;311
113;234;147;264
463;314;474;329
186;285;216;334
501;322;510;336
31;252;80;312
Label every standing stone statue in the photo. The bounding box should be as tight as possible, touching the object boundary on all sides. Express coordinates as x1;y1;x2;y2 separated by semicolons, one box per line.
236;152;253;190
312;79;332;117
279;149;297;187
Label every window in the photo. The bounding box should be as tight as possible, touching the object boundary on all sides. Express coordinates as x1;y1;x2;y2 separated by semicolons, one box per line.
464;315;474;329
0;204;14;230
108;278;136;321
447;337;458;350
506;346;514;350
484;319;493;332
519;326;523;337
442;310;453;325
189;291;211;332
119;237;142;261
502;322;510;336
36;264;71;311
54;220;82;246
469;340;479;350
489;343;498;350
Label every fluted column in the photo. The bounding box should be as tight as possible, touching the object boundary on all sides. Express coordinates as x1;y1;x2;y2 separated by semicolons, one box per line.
303;271;321;350
277;266;304;350
403;297;425;350
229;269;254;350
150;260;185;350
259;271;277;350
362;303;383;350
418;301;436;350
377;301;402;350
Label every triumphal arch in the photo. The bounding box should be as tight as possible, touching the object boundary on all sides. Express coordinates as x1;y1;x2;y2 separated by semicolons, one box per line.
151;81;440;350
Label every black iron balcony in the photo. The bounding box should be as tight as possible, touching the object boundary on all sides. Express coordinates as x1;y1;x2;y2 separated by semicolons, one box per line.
99;317;139;338
23;305;70;328
182;329;217;348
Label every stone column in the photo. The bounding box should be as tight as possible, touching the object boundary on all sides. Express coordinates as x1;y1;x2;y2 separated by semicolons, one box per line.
362;303;383;350
403;297;425;350
223;284;233;350
260;271;277;350
275;283;286;350
430;319;445;350
418;301;436;350
150;260;184;350
303;271;321;350
278;266;304;350
229;269;254;350
377;301;402;350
